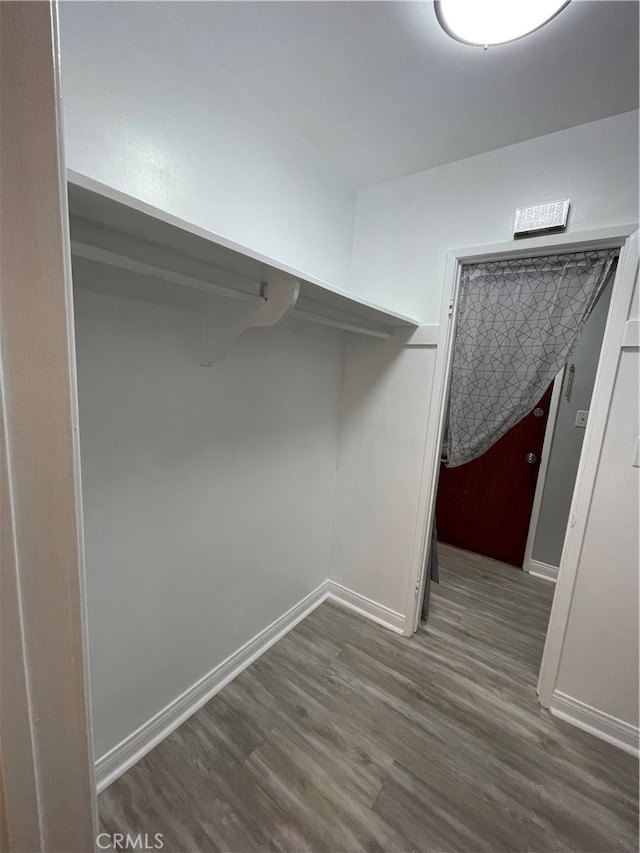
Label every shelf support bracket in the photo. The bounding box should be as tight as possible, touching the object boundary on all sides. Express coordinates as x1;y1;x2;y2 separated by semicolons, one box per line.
201;276;300;365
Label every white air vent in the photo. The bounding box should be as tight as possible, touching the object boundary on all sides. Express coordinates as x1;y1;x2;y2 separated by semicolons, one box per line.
514;200;570;237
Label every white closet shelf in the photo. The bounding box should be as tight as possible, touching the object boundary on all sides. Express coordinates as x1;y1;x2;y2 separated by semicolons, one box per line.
67;171;420;345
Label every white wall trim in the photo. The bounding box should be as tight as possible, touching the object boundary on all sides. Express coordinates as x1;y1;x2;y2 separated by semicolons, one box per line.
0;4;97;848
622;318;639;349
390;324;439;347
95;579;403;791
550;690;639;757
440;225;637;266
325;580;405;634
525;560;558;582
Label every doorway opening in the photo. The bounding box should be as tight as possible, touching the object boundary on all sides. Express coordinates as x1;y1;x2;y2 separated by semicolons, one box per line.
410;226;637;714
434;271;614;577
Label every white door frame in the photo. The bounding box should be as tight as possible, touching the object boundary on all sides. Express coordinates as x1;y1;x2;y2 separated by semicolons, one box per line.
0;2;97;849
407;225;638;712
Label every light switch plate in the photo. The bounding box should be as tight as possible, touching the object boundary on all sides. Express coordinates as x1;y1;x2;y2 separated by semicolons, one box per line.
633;438;640;468
575;410;589;428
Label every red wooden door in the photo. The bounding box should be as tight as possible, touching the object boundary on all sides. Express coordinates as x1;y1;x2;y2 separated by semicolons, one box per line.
435;384;554;568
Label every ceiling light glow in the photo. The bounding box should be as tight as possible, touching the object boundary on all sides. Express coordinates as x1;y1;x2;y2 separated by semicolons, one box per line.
436;0;570;46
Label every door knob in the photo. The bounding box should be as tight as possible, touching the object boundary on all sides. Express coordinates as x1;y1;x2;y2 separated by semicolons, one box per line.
533;407;544;418
526;452;538;464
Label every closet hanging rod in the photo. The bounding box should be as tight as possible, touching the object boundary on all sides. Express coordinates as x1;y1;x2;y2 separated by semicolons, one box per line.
71;241;393;340
70;241;266;306
291;307;391;340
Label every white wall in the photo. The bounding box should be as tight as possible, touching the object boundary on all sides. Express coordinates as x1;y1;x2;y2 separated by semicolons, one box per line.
59;2;356;291
73;263;345;759
330;340;436;617
351;111;639;322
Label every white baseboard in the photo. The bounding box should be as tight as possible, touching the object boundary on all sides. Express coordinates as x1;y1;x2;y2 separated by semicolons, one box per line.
95;580;404;791
95;581;330;792
325;580;405;634
550;690;639;757
525;559;558;582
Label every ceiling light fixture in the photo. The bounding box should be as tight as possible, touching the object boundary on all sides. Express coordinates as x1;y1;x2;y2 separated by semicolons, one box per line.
435;0;570;47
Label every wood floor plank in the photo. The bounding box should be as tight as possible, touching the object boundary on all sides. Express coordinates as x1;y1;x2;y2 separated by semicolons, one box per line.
99;544;638;851
244;727;407;853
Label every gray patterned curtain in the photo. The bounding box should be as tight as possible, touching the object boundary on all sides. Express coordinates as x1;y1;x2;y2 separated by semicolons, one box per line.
444;249;618;469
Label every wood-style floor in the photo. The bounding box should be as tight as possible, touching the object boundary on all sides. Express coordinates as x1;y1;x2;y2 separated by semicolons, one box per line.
100;545;639;852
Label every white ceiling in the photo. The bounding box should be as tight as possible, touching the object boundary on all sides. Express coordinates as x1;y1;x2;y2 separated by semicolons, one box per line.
149;2;638;188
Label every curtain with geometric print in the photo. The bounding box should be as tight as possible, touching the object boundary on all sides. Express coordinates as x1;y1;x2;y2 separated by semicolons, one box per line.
444;249;618;468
